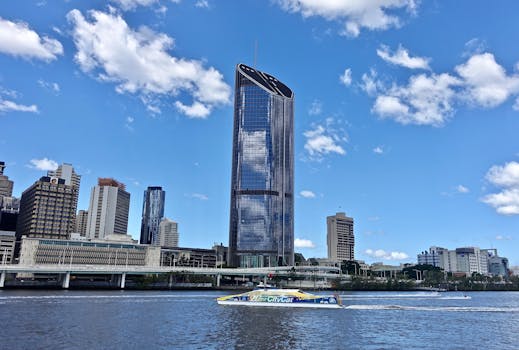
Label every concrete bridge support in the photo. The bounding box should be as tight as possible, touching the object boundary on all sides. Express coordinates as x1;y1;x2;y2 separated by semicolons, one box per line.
120;273;126;289
0;271;5;288
216;274;221;287
62;272;70;289
168;274;173;289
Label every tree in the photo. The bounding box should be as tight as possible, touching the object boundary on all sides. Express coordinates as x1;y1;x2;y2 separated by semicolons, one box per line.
341;260;360;275
294;253;306;265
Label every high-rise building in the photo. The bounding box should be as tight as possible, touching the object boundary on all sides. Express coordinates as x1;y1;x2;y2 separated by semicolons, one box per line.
75;209;88;236
86;178;130;240
158;217;178;247
48;163;81;218
16;176;78;240
327;212;355;262
228;63;294;268
140;186;165;245
0;161;14;198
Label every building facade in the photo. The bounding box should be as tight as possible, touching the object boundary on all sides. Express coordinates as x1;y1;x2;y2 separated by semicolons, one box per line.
0;161;14;198
75;210;88;236
48;163;81;217
0;231;16;264
86;178;130;240
327;212;355;262
16;176;78;240
158;218;178;247
19;237;160;267
228;63;294;267
140;186;165;245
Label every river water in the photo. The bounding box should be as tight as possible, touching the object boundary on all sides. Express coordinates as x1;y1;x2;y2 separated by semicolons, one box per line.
0;290;517;349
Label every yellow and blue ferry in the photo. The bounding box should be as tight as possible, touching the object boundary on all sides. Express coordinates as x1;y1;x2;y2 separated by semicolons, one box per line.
217;288;342;308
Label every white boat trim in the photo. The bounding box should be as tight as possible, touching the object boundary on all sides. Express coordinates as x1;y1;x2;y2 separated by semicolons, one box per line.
217;300;343;309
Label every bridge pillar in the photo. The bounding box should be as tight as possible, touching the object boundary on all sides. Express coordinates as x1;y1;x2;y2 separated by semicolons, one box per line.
62;272;70;289
120;273;126;289
0;271;5;288
168;274;173;289
216;274;221;287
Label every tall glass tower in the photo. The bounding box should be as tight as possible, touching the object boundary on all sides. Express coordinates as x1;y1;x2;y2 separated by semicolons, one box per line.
140;186;165;245
228;63;294;267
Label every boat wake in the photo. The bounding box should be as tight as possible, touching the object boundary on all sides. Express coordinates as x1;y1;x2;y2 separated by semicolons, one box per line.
0;294;216;301
339;293;471;300
344;305;519;313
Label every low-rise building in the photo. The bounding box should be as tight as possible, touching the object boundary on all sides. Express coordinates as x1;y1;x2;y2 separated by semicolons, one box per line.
19;237;161;267
0;230;16;264
160;247;217;268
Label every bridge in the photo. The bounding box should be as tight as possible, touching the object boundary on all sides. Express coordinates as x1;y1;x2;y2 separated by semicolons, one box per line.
0;265;341;289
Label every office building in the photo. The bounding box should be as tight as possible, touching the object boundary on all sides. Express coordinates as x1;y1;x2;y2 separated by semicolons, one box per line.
158;217;178;247
16;176;78;240
140;186;165;245
75;210;88;236
86;178;130;240
0;161;14;198
327;212;355;262
228;63;294;267
160;247;216;268
417;246;447;267
0;196;19;231
0;231;15;264
48;163;81;216
19;237;160;267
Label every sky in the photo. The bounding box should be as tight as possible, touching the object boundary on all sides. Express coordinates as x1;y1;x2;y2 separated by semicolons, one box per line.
2;0;519;266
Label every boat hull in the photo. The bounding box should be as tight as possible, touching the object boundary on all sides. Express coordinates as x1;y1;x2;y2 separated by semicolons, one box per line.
217;300;343;308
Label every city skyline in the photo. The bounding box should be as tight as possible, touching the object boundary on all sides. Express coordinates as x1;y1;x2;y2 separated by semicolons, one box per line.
2;1;519;265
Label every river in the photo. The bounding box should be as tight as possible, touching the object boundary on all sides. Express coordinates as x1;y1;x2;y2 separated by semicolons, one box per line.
0;290;517;349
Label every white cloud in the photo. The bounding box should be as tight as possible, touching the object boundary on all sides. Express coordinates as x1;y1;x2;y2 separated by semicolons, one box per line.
303;119;347;160
300;190;316;198
463;38;487;58
496;235;512;241
275;0;418;37
294;238;315;248
365;249;408;261
373;73;461;127
482;161;519;215
37;79;60;94
456;184;469;193
195;0;210;8
339;68;352;86
29;158;58;171
67;9;230;118
0;99;38;114
0;17;63;61
110;0;180;11
125;116;135;131
373;146;384;154
187;193;209;200
377;44;430;70
360;69;382;96
455;53;519;108
308;99;322;115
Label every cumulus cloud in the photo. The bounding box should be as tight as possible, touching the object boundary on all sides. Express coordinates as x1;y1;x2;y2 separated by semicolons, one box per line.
67;8;230;118
303;121;347;160
294;238;315;248
482;161;519;215
300;190;316;198
0;17;63;61
366;51;519;126
365;249;408;261
29;158;58;171
373;146;384;154
339;68;352;86
377;44;430;70
274;0;418;37
456;185;470;193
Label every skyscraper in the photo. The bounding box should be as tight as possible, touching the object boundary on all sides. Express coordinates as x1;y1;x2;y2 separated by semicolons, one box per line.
158;217;178;247
0;162;14;198
228;63;294;267
140;186;165;245
75;209;88;236
327;212;355;262
16;176;78;240
86;178;130;240
48;163;81;230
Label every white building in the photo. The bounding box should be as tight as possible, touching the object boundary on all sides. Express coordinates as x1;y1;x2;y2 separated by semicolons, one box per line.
158;218;178;247
86;178;130;240
327;212;354;262
418;246;501;275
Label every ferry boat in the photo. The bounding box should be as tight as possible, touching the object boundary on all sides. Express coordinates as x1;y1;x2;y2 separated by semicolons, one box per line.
217;288;342;308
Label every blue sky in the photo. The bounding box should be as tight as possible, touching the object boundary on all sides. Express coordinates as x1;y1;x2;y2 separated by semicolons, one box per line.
2;0;519;265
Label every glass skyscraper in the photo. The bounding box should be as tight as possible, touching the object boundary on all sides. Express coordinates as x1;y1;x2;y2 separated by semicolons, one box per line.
140;186;165;245
228;63;294;267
